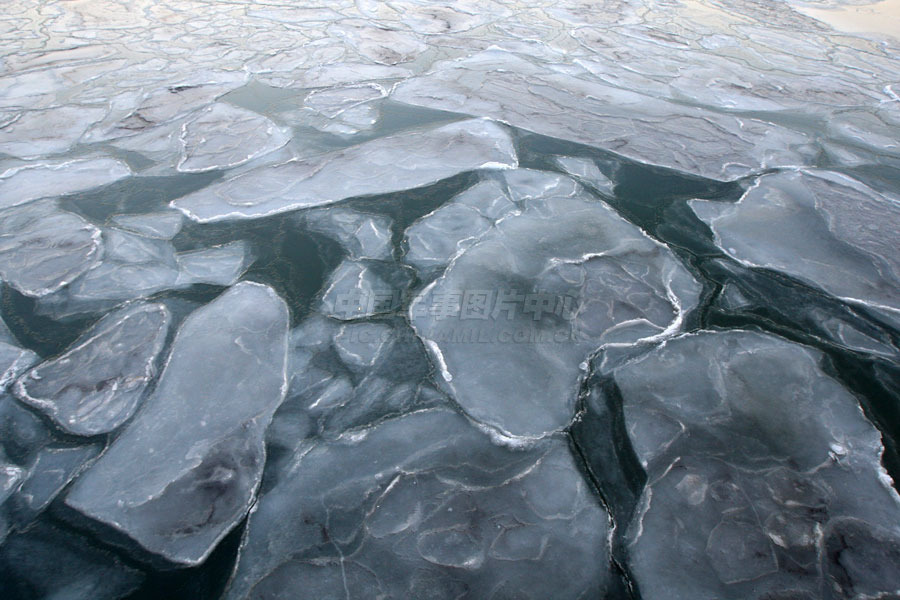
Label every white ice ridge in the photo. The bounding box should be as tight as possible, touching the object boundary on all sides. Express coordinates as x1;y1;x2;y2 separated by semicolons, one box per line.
171;118;517;222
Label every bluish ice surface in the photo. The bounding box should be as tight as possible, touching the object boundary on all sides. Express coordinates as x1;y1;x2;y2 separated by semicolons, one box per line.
0;1;899;599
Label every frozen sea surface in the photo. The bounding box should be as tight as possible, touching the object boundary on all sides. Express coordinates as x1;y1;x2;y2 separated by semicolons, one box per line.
0;1;898;599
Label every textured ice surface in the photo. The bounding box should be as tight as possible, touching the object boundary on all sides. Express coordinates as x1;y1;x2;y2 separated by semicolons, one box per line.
14;302;170;436
226;408;611;599
1;0;899;596
0;158;131;210
37;230;251;318
0;105;107;159
0;342;37;393
319;259;413;320
691;170;900;319
392;50;814;181
412;171;701;439
171;118;517;222
304;206;393;260
66;282;289;565
613;330;900;599
177;102;290;172
110;210;183;240
404;178;518;274
0;201;102;298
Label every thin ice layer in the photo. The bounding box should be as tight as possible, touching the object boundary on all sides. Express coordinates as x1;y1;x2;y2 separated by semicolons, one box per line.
171;118;517;222
0;201;102;298
392;49;813;181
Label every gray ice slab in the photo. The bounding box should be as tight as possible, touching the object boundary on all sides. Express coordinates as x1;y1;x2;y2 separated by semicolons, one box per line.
177;102;290;172
0;105;107;158
0;201;103;298
411;171;701;439
403;178;518;274
614;330;900;599
14;302;170;436
110;210;183;239
66;282;290;565
36;232;251;318
0;158;131;210
691;169;900;320
318;259;413;320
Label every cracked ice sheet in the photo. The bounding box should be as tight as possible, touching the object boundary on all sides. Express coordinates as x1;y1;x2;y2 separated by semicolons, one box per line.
36;229;251;318
225;408;611;600
403;178;519;275
614;330;900;599
690;169;900;320
177;102;290;173
0;105;107;159
66;282;290;565
170;118;517;223
267;314;443;459
410;170;701;439
14;302;170;436
0;200;102;298
0;157;131;210
391;49;815;182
